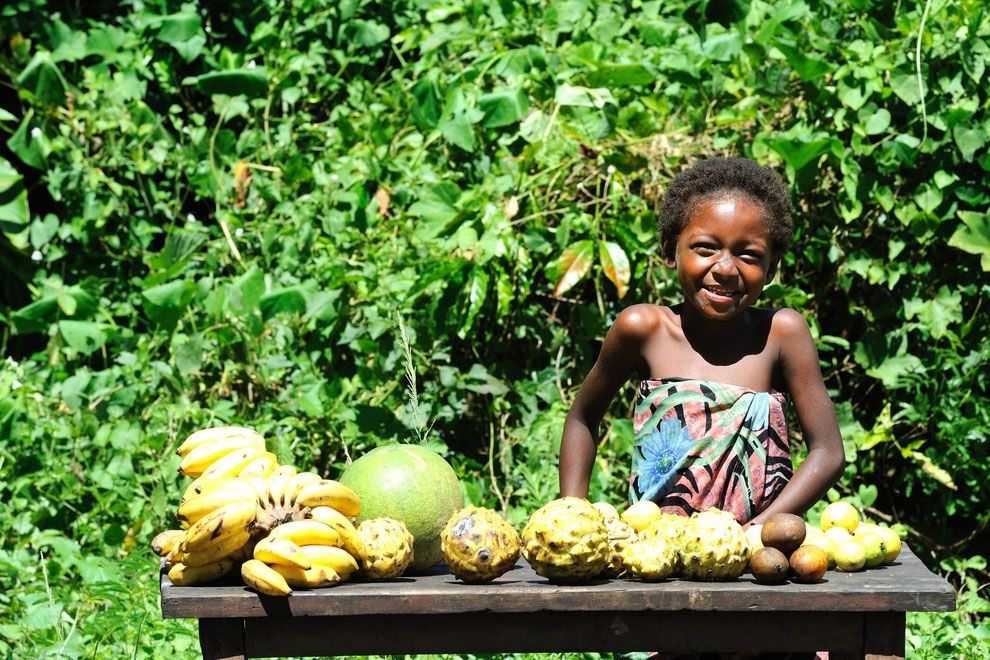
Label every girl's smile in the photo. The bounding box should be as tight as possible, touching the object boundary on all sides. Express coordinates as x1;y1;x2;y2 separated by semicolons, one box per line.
666;195;776;323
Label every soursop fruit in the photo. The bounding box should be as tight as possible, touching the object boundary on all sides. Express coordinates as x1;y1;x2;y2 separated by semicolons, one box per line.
679;508;750;581
639;512;690;574
440;506;520;583
601;514;638;578
620;535;678;581
356;517;415;579
522;497;609;582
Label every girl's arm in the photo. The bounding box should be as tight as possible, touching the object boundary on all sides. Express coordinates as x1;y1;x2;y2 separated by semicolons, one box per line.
559;306;657;498
748;309;846;526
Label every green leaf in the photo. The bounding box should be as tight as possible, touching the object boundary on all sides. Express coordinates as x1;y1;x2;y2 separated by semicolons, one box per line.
948;211;990;270
348;20;390;47
554;84;616;108
229;267;266;314
16;52;67;105
587;63;655;87
7;111;50;170
867;354;924;389
0;157;29;235
260;287;308;320
184;68;268;98
775;42;834;81
550;240;594;297
701;28;741;62
58;320;106;355
142;279;196;308
29;214;58;249
953;124;987;162
478;88;529;128
458;266;489;338
864;108;891;135
903;286;962;340
890;73;921;106
409;183;462;240
599;240;630;298
765;127;835;172
410;75;441;129
837;83;867;111
155;10;205;61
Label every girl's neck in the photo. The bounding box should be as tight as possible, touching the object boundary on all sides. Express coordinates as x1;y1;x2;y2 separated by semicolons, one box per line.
674;302;754;340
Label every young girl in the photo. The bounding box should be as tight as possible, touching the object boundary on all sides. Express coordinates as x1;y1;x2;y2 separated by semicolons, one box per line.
558;157;845;526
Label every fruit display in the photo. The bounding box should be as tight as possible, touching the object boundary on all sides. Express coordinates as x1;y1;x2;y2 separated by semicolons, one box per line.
339;444;465;572
152;426;417;596
521;497;609;582
619;535;678;582
440;506;521;583
747;502;905;584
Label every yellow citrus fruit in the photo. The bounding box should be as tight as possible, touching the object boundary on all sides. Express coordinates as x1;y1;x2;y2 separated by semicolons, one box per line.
745;524;764;558
824;526;853;545
801;533;836;568
853;530;887;568
875;526;903;564
820;501;860;532
833;540;866;572
620;500;663;532
804;524;825;541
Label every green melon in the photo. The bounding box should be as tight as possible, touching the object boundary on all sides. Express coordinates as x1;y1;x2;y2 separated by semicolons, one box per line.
339;444;464;572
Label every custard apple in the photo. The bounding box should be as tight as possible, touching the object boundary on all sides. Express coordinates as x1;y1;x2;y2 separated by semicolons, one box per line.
356;517;414;579
679;508;749;581
620;535;678;582
601;516;638;578
522;497;609;582
440;506;520;583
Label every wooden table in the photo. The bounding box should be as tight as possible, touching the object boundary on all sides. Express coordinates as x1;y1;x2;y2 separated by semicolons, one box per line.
160;545;955;659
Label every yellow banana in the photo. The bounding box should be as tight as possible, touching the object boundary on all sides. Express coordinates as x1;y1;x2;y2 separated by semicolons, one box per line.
295;479;360;517
181;530;251;567
265;465;298;508
151;529;186;557
164;544;184;568
253;536;312;570
176;426;265;457
241;559;292;596
284;471;323;508
238;451;279;478
195;446;266;488
167;557;236;586
270;563;341;589
183;501;257;552
300;545;360;581
268;519;340;547
229;535;261;563
179;434;265;478
175;479;257;525
308;506;366;559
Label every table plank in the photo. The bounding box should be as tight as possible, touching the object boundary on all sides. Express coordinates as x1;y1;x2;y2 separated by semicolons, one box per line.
161;545;955;619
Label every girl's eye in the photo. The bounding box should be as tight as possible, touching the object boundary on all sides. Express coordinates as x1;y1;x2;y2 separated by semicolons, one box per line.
692;244;717;254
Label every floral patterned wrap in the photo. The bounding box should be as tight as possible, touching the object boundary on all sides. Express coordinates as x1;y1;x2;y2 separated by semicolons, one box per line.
630;378;792;524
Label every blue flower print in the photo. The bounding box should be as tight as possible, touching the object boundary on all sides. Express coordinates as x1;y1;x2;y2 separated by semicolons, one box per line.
743;392;770;432
633;418;695;502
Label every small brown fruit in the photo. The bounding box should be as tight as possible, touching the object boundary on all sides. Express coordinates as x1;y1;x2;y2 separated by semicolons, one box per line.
789;545;828;583
749;546;790;584
761;513;807;556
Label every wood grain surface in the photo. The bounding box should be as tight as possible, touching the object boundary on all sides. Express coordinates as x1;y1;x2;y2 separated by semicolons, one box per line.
162;544;955;620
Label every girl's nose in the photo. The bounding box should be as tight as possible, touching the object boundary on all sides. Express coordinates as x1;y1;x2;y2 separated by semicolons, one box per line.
711;252;736;275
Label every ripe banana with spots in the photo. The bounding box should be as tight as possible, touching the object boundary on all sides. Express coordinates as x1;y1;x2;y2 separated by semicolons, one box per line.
176;479;257;525
300;545;360;581
268;519;341;547
180;530;252;567
241;559;292;596
176;426;265;457
253;536;312;570
308;506;366;559
151;529;186;557
168;557;236;586
183;501;257;553
284;471;323;509
180;435;265;477
296;479;361;517
270;563;341;589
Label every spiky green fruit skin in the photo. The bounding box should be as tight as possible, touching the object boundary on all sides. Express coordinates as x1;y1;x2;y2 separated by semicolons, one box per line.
679;508;750;581
440;506;520;583
620;535;678;581
522;497;609;583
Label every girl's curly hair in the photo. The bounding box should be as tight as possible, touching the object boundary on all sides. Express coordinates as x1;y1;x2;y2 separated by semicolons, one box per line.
658;158;793;261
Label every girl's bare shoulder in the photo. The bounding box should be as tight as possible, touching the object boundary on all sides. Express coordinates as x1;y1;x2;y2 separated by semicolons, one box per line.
764;307;815;352
610;303;677;343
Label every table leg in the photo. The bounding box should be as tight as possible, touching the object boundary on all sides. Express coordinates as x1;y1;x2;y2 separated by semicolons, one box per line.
199;618;246;660
864;611;905;660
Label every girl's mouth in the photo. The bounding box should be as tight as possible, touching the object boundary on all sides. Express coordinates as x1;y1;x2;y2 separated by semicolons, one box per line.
702;285;742;301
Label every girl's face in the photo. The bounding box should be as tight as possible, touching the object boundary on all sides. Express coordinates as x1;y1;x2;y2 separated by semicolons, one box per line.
665;195;777;322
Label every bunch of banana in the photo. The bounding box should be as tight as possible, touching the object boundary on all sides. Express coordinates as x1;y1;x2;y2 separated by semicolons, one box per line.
240;518;362;596
175;426;278;506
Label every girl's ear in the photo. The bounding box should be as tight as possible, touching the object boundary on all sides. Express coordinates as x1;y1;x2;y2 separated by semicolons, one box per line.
661;241;676;269
767;256;780;281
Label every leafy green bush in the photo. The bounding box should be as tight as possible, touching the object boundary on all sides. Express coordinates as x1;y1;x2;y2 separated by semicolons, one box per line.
1;0;987;655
